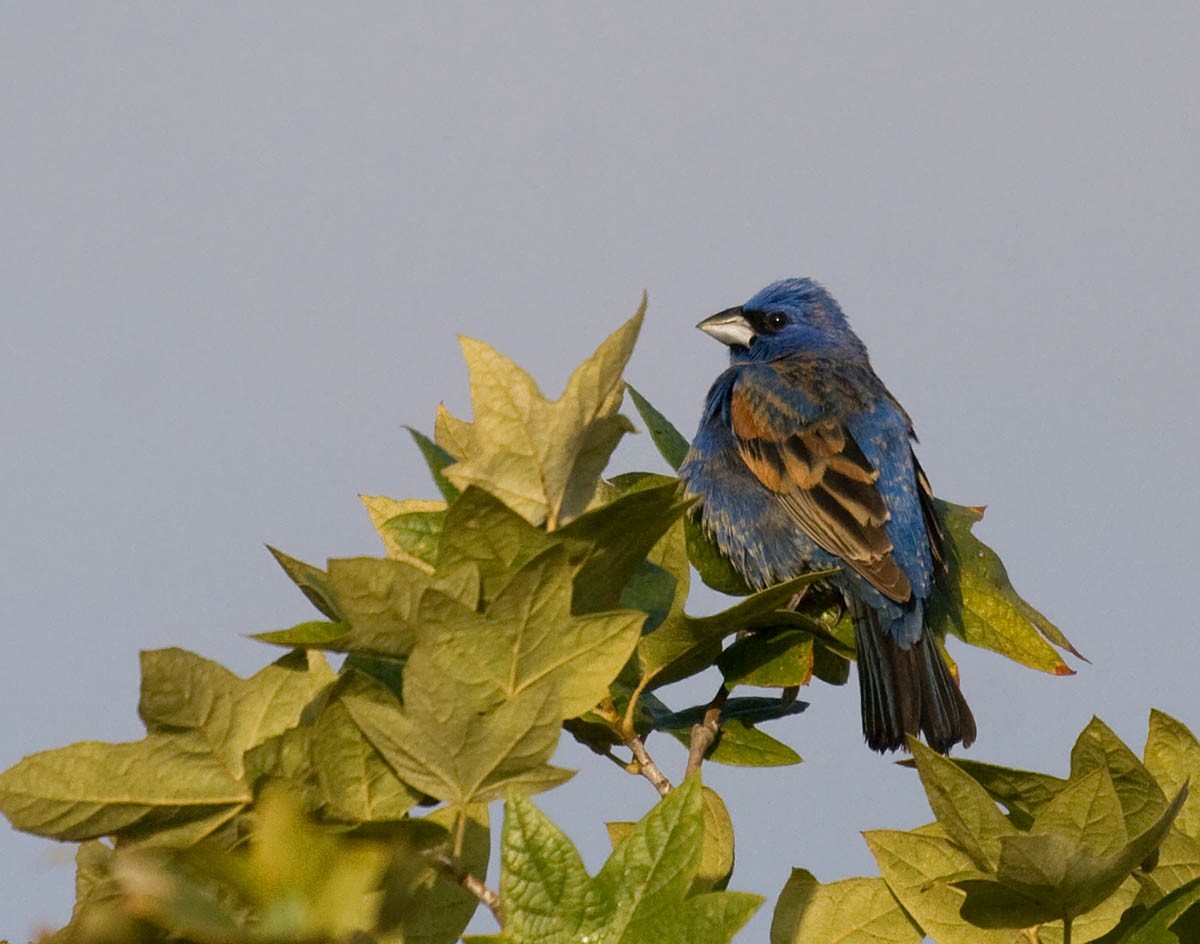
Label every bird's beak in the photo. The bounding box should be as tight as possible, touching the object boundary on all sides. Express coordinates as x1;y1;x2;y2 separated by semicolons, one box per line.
697;307;755;347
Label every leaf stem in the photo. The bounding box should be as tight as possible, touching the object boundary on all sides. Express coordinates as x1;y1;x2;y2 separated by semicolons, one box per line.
430;851;504;926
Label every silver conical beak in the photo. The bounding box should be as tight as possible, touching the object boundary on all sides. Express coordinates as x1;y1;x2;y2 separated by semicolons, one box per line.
697;307;755;347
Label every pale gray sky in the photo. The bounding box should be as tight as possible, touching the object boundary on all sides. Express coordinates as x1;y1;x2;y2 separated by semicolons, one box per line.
3;4;1198;939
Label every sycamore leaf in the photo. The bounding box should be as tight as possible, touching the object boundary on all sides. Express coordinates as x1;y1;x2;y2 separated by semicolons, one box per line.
1144;710;1200;840
311;671;423;822
1072;717;1168;839
343;674;572;808
1031;768;1127;859
414;546;645;718
257;555;437;658
0;649;332;843
440;301;644;529
434;481;684;617
361;495;447;569
957;784;1187;924
770;868;922;944
474;776;761;944
912;756;1068;830
866;828;1018;944
929;499;1081;675
909;739;1018;871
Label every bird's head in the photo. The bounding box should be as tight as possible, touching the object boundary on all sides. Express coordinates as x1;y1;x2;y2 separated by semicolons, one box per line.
697;278;868;364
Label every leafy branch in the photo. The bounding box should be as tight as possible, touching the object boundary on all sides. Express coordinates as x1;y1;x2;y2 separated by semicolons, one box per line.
4;296;1169;944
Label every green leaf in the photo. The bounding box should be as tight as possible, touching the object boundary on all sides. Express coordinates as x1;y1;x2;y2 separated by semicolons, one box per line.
770;868;922;944
928;499;1081;675
696;787;736;893
560;477;691;614
378;508;446;567
918;756;1068;830
718;629;815;688
255;619;352;648
1031;768;1128;858
958;784;1188;924
627;384;690;471
667;719;802;767
483;776;762;944
909;738;1018;871
256;556;435;658
1144;710;1200;840
360;495;446;569
415;546;645;718
1140;828;1200;902
312;672;423;822
1072;717;1168;839
344;677;573;808
441;300;644;529
407;425;462;502
435;486;556;604
0;649;333;843
865;828;1024;944
1112;875;1200;944
268;545;342;620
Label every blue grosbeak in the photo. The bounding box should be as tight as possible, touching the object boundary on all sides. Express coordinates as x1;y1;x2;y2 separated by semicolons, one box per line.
680;278;975;753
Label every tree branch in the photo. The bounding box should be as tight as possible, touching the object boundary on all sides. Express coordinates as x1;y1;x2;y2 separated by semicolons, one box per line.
685;684;729;778
430;851;503;926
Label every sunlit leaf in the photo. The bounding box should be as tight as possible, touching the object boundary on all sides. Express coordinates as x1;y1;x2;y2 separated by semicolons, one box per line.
0;649;332;843
1144;710;1200;840
770;868;921;944
929;499;1081;675
1072;717;1168;839
441;301;644;529
415;546;645;718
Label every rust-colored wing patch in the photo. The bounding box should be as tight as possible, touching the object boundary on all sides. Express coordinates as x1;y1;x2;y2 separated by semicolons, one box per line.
731;387;911;602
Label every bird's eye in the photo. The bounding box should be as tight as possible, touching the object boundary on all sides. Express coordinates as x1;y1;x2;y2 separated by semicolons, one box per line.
765;312;788;332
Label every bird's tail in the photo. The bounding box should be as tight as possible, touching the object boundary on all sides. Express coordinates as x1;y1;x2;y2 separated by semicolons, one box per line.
851;597;976;754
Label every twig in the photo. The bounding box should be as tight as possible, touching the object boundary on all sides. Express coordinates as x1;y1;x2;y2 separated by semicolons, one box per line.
685;684;729;777
625;733;673;796
594;698;673;796
431;851;503;926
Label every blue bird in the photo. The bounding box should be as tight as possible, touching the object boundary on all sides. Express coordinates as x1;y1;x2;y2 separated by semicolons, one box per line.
680;278;975;753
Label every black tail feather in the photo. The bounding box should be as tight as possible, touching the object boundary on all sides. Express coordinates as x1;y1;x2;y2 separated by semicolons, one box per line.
851;598;975;754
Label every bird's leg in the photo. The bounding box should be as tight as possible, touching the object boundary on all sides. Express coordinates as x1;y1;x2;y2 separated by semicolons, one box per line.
686;684;730;777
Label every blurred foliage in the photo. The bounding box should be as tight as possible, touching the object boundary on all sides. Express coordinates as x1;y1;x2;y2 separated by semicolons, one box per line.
7;299;1176;944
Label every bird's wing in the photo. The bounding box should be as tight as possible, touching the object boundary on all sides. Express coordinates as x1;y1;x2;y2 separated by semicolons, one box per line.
730;380;912;602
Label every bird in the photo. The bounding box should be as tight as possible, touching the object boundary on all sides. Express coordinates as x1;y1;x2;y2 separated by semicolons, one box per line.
679;277;975;754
